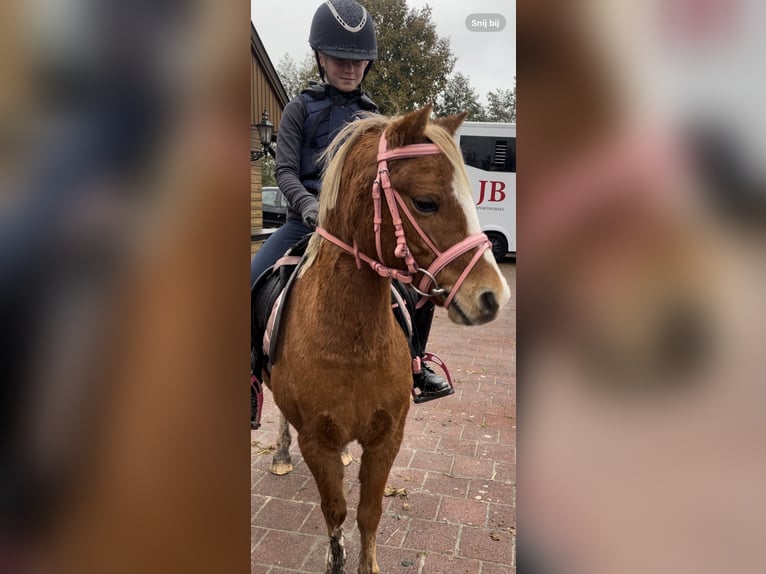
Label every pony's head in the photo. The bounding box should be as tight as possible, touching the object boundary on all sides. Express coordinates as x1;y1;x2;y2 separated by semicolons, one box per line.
305;104;510;325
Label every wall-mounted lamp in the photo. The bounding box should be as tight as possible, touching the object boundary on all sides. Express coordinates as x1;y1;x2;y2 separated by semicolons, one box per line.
251;110;275;161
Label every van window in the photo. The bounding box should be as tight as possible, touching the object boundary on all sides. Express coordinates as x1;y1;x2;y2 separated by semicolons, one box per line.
460;136;516;173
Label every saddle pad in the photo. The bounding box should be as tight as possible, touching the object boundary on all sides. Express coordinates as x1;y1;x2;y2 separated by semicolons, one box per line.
263;254;305;367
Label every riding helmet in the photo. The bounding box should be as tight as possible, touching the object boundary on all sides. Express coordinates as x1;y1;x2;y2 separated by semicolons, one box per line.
309;0;378;61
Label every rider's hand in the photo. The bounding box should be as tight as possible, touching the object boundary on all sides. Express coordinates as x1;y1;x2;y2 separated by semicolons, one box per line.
301;198;319;231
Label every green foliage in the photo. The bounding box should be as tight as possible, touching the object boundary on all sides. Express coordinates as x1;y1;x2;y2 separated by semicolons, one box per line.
435;72;486;121
483;76;516;123
363;0;455;114
261;154;276;187
276;53;319;99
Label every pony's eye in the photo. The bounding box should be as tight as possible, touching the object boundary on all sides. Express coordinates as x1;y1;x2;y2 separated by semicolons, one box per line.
412;197;438;213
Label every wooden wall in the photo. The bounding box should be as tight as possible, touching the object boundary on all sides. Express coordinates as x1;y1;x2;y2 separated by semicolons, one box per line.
250;39;286;256
250;55;284;128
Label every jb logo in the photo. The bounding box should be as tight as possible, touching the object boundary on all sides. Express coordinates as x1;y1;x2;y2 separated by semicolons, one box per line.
476;180;506;205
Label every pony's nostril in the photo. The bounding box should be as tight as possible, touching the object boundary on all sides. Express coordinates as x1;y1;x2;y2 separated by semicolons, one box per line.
481;291;499;316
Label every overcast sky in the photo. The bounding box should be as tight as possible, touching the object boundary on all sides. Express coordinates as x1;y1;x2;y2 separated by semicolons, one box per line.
251;0;516;104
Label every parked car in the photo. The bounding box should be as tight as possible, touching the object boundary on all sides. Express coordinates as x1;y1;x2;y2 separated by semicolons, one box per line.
261;186;287;228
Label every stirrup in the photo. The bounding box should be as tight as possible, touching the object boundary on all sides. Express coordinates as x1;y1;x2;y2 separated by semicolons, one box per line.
411;352;454;403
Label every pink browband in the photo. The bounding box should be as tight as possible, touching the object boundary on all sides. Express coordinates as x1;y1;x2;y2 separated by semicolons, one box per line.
316;129;491;309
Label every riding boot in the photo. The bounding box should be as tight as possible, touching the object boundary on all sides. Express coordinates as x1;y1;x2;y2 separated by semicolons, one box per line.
411;300;454;404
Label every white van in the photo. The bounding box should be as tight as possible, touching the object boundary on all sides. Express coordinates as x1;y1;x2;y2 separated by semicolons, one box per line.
455;121;516;261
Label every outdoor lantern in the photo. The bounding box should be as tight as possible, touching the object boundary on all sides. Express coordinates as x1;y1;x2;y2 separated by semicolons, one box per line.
252;109;275;161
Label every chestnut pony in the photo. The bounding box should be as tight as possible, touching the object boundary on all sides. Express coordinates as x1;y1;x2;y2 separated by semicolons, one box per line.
261;104;510;574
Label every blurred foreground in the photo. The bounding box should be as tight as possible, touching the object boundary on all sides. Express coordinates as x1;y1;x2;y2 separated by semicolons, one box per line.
1;1;250;572
519;1;766;573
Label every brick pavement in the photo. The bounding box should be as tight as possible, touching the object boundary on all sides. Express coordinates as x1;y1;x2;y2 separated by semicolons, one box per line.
251;261;516;573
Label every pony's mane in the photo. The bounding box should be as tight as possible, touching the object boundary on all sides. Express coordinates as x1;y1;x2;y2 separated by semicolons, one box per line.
319;112;387;221
301;111;470;273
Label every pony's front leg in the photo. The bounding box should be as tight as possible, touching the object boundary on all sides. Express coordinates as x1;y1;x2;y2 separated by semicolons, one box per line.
357;413;405;574
298;431;348;574
270;412;293;475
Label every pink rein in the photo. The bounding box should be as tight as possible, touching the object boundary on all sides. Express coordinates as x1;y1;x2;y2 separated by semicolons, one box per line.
316;129;491;309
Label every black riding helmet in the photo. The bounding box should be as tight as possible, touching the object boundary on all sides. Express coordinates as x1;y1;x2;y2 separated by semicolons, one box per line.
309;0;377;82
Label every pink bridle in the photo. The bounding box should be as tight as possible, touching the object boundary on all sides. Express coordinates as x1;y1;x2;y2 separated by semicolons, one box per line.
316;128;491;308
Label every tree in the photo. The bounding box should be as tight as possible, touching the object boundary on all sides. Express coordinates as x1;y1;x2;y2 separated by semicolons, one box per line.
362;0;455;114
435;72;486;120
261;154;276;187
484;77;516;123
276;53;318;100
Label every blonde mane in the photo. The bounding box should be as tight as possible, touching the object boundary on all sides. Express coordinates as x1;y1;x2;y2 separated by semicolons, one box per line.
301;111;470;273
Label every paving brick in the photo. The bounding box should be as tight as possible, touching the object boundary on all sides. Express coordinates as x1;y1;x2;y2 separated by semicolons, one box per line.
298;504;324;535
403;416;429;434
438;496;489;528
249;562;271;574
344;482;360;508
424;419;465;439
487;503;515;531
483;402;511;417
437;436;478;457
388;490;441;521
480;561;515;574
403;432;441;452
374;546;423;572
422;471;471;498
408;450;454;474
457;525;514;564
393;447;415;467
251;526;268;552
497;427;516;447
377;513;411;547
461;422;500;443
252;498;315;532
492;459;516;484
251;494;269;523
469;481;516;506
386;466;428;489
253;470;312;503
252;530;317;570
421;552;482;574
452;454;496;479
403;518;460;555
476;442;515;465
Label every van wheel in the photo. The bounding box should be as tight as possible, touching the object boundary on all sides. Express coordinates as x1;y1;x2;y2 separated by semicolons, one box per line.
486;232;508;262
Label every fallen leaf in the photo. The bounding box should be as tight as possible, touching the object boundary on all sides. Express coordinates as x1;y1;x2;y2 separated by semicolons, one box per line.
383;486;408;497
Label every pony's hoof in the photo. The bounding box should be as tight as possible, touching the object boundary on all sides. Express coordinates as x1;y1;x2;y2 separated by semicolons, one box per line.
340;450;353;467
270;462;293;475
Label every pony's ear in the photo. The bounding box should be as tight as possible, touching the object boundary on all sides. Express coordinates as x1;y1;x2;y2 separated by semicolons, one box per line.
388;104;433;147
435;111;468;135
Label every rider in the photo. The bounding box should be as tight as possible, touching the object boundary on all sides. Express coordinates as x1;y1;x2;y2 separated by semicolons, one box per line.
250;0;453;404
